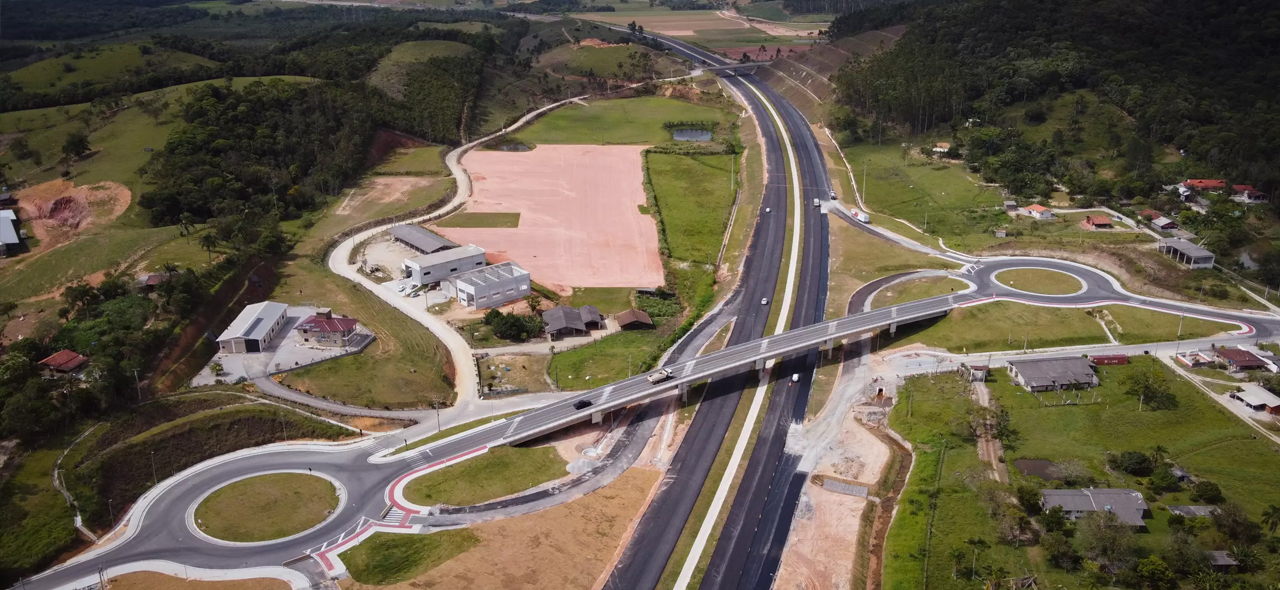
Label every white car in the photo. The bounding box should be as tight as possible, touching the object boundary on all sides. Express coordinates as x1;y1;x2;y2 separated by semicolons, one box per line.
761;297;769;305
410;291;421;298
829;190;837;199
764;207;771;213
397;285;407;293
791;373;800;383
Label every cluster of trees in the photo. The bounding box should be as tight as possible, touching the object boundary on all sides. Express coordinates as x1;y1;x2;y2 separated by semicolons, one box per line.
2;0;207;41
506;0;616;13
781;0;924;17
830;0;1280;197
482;308;544;342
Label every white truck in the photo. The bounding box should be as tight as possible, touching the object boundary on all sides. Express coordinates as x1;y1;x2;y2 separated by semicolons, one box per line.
849;208;871;223
647;368;673;384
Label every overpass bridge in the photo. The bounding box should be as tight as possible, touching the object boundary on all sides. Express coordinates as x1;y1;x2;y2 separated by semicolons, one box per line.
697;61;771;75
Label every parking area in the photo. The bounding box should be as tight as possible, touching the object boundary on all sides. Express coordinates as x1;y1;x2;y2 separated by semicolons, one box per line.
191;305;375;386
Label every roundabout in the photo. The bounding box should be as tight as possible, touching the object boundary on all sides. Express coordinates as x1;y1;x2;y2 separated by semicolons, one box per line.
189;470;346;546
992;267;1087;296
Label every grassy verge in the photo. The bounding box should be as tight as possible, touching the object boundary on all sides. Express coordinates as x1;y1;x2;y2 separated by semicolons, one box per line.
435;212;520;228
342;530;480;585
993;267;1083;295
0;430;84;583
549;329;666;390
194;473;337;542
392;412;522;455
564;287;635;313
1101;305;1240;344
648;153;738;264
880;300;1108;354
826;220;959;318
373;146;448;176
870;276;969;310
402;446;566;506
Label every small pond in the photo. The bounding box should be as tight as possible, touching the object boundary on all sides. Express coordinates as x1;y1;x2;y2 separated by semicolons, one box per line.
671;128;713;142
1013;458;1061;481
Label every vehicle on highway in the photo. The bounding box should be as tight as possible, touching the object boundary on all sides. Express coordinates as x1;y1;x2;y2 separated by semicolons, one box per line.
573;399;594;410
791;373;800;383
850;209;871;223
812;198;820;207
829;190;837;200
647;368;673;384
761;297;769;305
764;207;771;213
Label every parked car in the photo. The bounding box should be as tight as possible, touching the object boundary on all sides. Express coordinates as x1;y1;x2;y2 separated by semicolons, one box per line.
573;399;594;410
397;284;407;292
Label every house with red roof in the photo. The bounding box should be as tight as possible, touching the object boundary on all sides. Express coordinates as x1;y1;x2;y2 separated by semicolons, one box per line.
1079;215;1113;230
295;309;361;348
39;350;89;378
1183;179;1226;192
1232;184;1271;203
1023;204;1055;220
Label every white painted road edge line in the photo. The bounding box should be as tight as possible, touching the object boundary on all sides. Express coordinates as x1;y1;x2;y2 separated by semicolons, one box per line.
673;78;804;590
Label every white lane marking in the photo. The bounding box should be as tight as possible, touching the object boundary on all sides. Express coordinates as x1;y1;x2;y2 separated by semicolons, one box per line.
673;76;805;590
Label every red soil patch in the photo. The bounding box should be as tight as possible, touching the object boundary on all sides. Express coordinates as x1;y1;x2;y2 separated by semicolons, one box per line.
434;145;664;294
579;38;623;48
11;179;131;256
366;128;427;168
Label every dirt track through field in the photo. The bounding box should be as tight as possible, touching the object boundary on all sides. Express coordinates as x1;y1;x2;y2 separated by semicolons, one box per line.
435;145;664;293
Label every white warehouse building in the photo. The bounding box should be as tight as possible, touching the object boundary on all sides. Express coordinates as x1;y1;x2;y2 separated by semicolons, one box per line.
446;261;531;309
402;244;487;288
216;301;288;354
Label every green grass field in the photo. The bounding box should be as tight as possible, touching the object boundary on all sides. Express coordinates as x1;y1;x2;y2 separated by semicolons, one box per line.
275;254;454;409
402;446;566;506
341;530;480;585
293;179;453;256
373;146;447;176
648;153;737;265
549;329;666;390
368;40;476;99
884;301;1108;353
10;43;216;92
435;212;520;228
1102;305;1240;344
994;268;1083;295
0;433;82;580
564;287;634;313
513;97;730;145
870;276;969;309
194;473;337;542
826;220;959;317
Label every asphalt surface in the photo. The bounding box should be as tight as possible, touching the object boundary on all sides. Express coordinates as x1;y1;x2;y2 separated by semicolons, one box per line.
24;39;1280;590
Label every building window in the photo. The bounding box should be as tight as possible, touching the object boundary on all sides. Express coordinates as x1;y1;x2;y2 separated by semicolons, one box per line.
450;267;458;272
520;285;528;291
425;271;431;275
476;261;483;266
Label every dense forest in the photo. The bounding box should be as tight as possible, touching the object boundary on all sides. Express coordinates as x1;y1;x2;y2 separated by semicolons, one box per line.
778;0;920;17
830;0;1280;197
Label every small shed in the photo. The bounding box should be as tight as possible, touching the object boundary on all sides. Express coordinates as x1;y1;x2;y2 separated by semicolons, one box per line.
1207;551;1238;573
1090;354;1129;365
1158;238;1215;269
616;308;654;330
1003;200;1019;213
1230;384;1280;414
40;350;90;378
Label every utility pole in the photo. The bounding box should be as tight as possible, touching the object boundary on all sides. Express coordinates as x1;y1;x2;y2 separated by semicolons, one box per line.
1177;314;1185;339
150;451;157;485
133;368;141;403
434;403;441;432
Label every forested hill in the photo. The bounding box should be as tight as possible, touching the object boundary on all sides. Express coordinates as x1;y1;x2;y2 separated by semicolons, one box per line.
829;0;1280;193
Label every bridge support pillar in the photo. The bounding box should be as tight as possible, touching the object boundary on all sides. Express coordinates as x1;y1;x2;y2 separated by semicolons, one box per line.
679;382;689;402
822;338;835;360
754;358;766;370
889;322;898;335
591;411;603;424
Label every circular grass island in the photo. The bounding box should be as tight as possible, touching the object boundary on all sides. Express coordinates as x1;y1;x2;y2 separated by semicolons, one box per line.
194;473;339;543
994;268;1084;296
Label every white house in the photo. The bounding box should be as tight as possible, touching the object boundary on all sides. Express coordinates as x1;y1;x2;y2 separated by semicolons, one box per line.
1023;204;1055;220
402;244;487;288
216;301;288;354
445;261;531;309
0;209;19;257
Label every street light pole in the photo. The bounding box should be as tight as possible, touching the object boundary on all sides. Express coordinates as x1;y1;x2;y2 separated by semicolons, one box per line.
150;451;157;485
133;368;141;403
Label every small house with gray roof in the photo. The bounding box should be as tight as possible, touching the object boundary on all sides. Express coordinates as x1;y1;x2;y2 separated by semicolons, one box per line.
1006;356;1099;392
1041;488;1149;527
543;305;603;338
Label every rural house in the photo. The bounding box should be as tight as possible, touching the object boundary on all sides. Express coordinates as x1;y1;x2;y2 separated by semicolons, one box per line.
216;301;289;354
932;142;951;154
1151;215;1178;230
1231;185;1270;204
617;309;654;330
1024;204;1055;220
39;350;89;378
1183;179;1226;192
1214;347;1267;371
295;309;361;348
543;305;604;338
1079;215;1113;230
1006;357;1098;392
1041;488;1149;526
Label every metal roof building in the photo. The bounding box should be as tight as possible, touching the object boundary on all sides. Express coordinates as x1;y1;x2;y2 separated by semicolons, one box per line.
217;301;289;354
446;261;531;309
543;305;603;337
389;225;457;255
1158;238;1215;269
1041;488;1149;526
0;209;19;256
1006;356;1099;392
1231;384;1280;413
402;244;486;287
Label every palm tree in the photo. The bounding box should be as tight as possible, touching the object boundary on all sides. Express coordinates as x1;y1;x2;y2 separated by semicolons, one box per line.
964;537;989;579
948;547;965;579
178;212;195;240
162;261;178;275
1150;444;1168;464
198;232;219;262
1262;504;1280;535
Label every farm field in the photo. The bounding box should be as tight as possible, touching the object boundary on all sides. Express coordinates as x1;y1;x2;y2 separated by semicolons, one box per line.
647;153;737;264
9;42;216;92
735;1;833;23
512;96;730;145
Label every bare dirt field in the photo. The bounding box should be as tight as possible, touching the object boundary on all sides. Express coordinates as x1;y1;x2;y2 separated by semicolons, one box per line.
579;12;750;36
12;179;131;255
436;145;664;293
108;572;289;590
339;468;660;590
335;176;434;216
775;414;890;590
